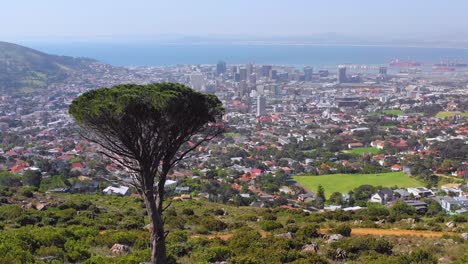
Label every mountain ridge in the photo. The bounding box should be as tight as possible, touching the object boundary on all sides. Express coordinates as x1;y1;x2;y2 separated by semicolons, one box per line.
0;41;102;94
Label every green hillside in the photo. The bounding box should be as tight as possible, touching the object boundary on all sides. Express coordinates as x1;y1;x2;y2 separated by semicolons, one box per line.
0;41;97;93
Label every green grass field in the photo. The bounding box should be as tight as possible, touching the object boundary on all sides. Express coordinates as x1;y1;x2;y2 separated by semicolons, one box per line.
345;147;381;155
435;111;468;118
382;109;403;115
224;132;241;137
294;172;424;197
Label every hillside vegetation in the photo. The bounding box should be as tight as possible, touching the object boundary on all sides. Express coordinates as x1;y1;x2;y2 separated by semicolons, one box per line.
0;41;97;93
0;189;466;263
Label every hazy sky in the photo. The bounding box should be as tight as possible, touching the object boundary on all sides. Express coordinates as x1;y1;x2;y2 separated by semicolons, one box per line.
2;0;467;41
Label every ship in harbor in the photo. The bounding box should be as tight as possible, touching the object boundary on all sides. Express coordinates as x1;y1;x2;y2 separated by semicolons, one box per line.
432;60;467;71
434;60;467;67
389;59;421;67
432;66;456;72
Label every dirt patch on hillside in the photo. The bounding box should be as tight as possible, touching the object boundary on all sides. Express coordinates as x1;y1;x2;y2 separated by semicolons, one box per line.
194;228;448;240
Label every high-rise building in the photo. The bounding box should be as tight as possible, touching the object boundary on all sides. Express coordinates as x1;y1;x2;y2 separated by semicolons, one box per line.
338;66;347;83
379;66;388;81
257;96;267;117
249;73;257;86
246;63;254;76
216;61;226;75
304;66;314;81
379;66;387;75
231;65;238;75
261;65;272;77
269;69;278;80
239;67;248;81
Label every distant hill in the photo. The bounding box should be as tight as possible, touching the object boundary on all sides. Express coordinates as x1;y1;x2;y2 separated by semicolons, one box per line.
0;41;102;93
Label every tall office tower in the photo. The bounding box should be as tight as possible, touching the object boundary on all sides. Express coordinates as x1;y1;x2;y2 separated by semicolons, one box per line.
379;66;388;81
261;65;272;77
249;73;257;85
246;63;254;76
304;66;314;81
239;67;248;81
379;66;387;75
216;61;226;75
338;66;347;83
257;95;267;116
234;73;241;82
269;69;278;80
239;81;248;97
231;65;238;76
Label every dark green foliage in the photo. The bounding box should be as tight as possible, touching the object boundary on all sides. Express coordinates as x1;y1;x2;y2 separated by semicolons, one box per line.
22;170;42;187
390;201;417;220
397;249;437;264
330;236;393;260
328;192;344;205
367;202;390;219
228;227;263;254
181;208;195;216
315;185;326;208
331;224;352;237
202;217;228;232
0;171;22;187
295;224;320;243
260;220;284;231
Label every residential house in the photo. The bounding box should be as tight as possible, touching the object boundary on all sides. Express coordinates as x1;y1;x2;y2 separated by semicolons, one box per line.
394;189;410;200
407;187;434;198
438;196;468;213
403;200;428;214
369;188;394;204
103;186;129;196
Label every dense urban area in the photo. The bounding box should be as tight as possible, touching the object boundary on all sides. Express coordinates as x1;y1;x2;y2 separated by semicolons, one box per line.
0;44;467;263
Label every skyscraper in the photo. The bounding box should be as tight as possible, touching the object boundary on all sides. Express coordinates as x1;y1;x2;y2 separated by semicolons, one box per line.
216;61;226;75
304;66;314;81
338;66;347;83
379;66;387;75
379;66;388;81
249;73;257;86
257;96;267;117
246;63;254;76
239;67;247;81
261;65;272;77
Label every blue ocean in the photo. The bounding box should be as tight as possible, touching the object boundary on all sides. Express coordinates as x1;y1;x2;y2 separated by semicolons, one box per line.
22;42;468;67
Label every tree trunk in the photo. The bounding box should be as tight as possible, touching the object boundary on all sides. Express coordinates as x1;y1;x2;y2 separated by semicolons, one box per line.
143;190;167;264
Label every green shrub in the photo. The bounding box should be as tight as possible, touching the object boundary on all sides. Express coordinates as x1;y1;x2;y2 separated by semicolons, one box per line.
182;208;195;216
331;224;352;237
202;217;227;232
295;224;320;243
260;220;283;231
0;205;22;221
262;213;277;221
397;249;437;264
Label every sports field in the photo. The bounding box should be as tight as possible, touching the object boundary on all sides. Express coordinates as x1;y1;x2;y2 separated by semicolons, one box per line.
435;111;468;118
294;172;424;197
345;147;381;155
382;109;403;115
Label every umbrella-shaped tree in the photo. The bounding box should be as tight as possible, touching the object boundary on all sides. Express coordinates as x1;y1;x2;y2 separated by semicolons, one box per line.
69;83;224;263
